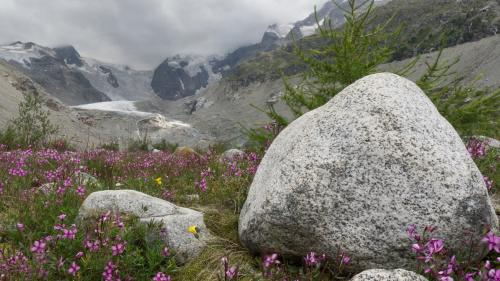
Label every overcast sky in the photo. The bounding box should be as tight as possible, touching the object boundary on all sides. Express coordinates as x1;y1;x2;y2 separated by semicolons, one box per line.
0;0;327;69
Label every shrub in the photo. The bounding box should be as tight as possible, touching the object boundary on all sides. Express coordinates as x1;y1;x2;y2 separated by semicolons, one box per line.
248;0;402;145
0;126;17;149
276;0;400;124
2;91;58;149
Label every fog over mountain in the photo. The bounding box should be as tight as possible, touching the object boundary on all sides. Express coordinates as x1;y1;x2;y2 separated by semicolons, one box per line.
0;0;327;69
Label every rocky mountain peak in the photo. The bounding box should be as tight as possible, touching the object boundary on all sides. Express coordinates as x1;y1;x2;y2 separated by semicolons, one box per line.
0;41;110;105
53;45;84;67
151;55;220;101
261;23;294;45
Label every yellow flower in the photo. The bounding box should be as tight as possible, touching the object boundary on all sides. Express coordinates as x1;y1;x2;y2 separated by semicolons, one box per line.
188;225;199;235
155;177;162;186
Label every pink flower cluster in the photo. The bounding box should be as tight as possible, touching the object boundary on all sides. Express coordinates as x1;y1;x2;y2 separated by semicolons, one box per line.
408;224;500;281
196;168;212;192
221;257;239;280
153;272;172;281
103;261;121;281
467;138;486;158
304;252;326;267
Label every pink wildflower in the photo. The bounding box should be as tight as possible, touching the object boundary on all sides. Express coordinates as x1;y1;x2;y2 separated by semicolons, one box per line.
153;272;171;281
482;231;500;253
68;262;80;276
111;243;125;256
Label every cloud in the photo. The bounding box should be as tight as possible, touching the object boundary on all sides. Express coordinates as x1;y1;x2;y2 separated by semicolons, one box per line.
0;0;327;69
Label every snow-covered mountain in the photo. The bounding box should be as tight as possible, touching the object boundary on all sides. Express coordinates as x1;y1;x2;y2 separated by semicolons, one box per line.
151;55;221;100
0;42;110;105
76;58;157;101
261;23;295;44
0;1;394;105
148;1;367;101
0;42;158;105
0;41;56;68
54;45;158;101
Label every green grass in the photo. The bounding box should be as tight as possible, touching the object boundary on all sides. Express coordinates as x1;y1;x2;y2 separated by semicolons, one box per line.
1;137;496;280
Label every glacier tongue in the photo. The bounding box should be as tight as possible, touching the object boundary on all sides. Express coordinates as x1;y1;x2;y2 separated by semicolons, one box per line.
72;101;153;117
71;101;192;128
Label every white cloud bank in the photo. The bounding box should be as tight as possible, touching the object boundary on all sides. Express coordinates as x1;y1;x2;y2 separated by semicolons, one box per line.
0;0;327;69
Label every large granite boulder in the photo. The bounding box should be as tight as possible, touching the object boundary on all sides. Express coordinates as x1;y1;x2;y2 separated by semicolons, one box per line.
239;73;498;270
78;190;211;264
351;269;428;281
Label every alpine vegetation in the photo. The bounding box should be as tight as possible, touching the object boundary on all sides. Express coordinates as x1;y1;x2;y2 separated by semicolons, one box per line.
0;0;499;280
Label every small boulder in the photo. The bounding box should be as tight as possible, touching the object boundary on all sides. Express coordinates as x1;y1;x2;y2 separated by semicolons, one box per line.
220;149;245;161
39;182;56;194
351;269;428;281
78;190;211;264
473;135;500;149
239;73;498;271
75;172;98;186
174;146;200;157
185;194;200;202
38;172;98;194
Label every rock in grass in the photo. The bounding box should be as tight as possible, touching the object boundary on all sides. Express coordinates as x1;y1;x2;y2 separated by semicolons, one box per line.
221;149;245;161
174;146;200;157
473;135;500;149
238;73;498;271
75;172;98;186
39;172;99;194
350;269;428;281
78;190;210;264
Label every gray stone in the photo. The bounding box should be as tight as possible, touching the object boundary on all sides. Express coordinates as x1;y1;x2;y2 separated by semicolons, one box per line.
185;194;200;202
492;193;500;216
351;269;428;281
75;172;98;186
38;172;97;194
78;190;211;264
239;73;498;271
39;182;56;194
221;149;245;161
474;135;500;149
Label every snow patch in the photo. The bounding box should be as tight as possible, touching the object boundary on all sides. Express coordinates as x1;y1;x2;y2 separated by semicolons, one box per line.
181;56;207;77
82;57;132;72
299;18;325;37
166;55;221;80
179;78;185;90
266;23;294;39
167;60;181;68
